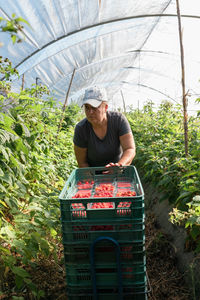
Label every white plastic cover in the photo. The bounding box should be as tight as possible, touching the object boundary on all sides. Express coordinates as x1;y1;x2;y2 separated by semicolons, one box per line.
0;0;200;113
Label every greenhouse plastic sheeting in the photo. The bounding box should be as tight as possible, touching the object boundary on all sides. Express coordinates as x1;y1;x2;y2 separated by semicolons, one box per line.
0;0;200;113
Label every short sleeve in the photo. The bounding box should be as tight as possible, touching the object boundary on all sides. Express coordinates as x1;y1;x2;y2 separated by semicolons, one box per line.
73;123;88;148
118;113;131;136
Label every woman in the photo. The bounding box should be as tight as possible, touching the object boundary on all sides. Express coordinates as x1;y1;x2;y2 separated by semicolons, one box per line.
73;86;136;168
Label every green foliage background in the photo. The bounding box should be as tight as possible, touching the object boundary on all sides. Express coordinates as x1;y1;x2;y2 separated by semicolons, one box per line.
127;100;200;252
0;87;83;297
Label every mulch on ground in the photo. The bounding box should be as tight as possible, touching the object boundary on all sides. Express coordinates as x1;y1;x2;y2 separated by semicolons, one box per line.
145;212;190;300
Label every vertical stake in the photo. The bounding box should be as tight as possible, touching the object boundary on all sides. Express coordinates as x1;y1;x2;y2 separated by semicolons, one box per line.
120;90;126;115
57;68;76;135
21;74;25;90
35;77;40;98
176;0;188;156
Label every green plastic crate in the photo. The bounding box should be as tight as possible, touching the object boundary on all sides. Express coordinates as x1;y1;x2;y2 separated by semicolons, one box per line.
60;198;145;222
61;218;145;243
65;262;146;287
66;285;148;300
59;166;147;299
63;241;146;265
59;166;145;243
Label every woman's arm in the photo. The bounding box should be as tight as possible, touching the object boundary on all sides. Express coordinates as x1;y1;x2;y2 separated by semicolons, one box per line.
74;144;89;168
119;132;136;165
105;132;136;167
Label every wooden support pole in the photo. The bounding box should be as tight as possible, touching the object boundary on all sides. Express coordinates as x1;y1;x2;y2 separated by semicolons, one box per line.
120;90;126;114
35;77;40;97
62;69;76;112
21;74;25;90
57;68;76;135
176;0;188;156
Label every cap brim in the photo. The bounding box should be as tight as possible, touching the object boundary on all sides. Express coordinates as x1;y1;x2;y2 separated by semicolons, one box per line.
82;99;102;108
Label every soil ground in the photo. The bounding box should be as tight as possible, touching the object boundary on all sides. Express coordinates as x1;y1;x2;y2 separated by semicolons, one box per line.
0;210;191;300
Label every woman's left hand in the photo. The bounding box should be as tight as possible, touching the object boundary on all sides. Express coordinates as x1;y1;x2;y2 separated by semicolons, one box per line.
105;162;122;168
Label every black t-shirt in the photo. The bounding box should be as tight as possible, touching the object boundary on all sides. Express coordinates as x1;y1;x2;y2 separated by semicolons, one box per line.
73;111;131;167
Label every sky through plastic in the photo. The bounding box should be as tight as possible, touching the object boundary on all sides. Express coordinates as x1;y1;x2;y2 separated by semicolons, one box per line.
0;0;200;115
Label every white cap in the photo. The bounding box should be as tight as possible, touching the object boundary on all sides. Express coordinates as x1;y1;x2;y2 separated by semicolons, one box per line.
82;86;108;107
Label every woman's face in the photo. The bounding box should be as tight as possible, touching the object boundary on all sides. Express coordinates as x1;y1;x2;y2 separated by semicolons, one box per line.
84;102;108;125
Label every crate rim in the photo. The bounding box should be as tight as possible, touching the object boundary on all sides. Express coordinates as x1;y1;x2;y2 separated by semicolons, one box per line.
59;165;144;200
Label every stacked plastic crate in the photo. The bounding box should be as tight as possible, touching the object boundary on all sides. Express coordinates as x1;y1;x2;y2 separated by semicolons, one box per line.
59;166;148;300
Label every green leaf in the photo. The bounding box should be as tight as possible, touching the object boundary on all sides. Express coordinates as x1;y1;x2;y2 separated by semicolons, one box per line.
11;35;17;44
0;183;7;193
12;240;26;252
10;155;20;168
15;275;24;289
190;226;200;240
27;205;43;212
21;123;30;137
12;266;30;278
0;145;9;161
185;216;197;228
50;228;57;237
15;17;30;27
16;181;27;192
0;112;14;128
0;127;17;139
186;179;195;184
4;197;18;210
31;231;41;242
176;191;193;203
0;167;5;176
25;281;38;294
157;175;171;187
40;238;50;256
0;245;10;254
183;170;198;178
0;172;13;185
2;254;16;267
0;199;8;208
1;225;16;239
15;139;29;155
